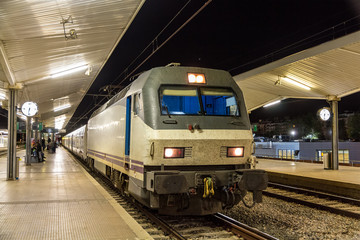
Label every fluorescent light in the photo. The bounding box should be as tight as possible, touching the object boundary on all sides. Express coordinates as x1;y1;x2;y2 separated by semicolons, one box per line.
0;93;6;100
264;100;281;108
283;77;311;90
50;64;88;78
55;116;66;129
54;104;71;112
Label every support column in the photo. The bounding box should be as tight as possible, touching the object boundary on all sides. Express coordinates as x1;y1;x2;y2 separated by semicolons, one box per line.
25;116;32;166
7;89;17;180
34;117;38;142
330;98;340;170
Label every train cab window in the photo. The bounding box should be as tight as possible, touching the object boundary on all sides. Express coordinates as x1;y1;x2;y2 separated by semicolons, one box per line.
160;87;201;115
200;88;239;116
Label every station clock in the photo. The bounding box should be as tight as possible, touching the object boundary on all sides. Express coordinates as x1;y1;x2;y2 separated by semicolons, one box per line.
21;101;38;117
318;107;331;121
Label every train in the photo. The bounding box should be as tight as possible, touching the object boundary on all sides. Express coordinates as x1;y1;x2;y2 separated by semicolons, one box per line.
63;65;268;215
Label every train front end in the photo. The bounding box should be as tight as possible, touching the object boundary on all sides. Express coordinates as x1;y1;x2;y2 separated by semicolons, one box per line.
132;66;268;215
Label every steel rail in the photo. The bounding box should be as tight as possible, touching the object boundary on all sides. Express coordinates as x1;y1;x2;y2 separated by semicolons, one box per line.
212;213;279;240
264;182;360;219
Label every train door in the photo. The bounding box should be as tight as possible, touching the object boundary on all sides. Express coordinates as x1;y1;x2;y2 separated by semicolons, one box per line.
125;96;131;157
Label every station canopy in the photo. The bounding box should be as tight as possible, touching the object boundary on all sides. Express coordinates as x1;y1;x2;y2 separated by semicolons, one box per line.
0;0;144;131
234;30;360;112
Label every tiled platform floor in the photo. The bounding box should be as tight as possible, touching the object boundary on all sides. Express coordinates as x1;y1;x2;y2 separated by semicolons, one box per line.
0;147;152;240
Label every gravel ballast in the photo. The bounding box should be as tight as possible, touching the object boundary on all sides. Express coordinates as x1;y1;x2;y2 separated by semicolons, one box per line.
222;196;360;240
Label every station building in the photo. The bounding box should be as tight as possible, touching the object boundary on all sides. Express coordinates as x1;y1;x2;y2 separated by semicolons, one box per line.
255;141;360;165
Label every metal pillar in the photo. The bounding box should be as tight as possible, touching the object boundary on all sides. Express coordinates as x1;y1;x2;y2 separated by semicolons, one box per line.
7;89;17;180
330;98;339;170
25;116;32;166
34;117;38;142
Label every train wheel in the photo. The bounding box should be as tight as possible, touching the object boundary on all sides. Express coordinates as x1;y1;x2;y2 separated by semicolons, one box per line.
118;174;129;196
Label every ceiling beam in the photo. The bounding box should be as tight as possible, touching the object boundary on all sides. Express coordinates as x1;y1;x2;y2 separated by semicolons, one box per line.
0;41;16;86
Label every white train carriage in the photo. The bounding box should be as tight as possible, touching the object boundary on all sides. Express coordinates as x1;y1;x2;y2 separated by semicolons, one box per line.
63;125;87;160
66;66;268;215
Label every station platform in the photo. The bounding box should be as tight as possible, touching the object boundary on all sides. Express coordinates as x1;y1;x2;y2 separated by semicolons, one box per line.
0;147;152;240
257;158;360;199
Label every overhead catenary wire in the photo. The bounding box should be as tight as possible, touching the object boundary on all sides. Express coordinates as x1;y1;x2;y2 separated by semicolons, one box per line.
108;0;193;87
113;0;213;88
228;13;360;73
67;0;212;131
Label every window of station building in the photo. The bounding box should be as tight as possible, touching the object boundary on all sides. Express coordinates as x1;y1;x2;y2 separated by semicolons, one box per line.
317;149;350;163
278;149;295;159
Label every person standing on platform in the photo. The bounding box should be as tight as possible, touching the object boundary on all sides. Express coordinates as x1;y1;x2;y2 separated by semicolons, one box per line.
41;138;46;151
47;137;51;150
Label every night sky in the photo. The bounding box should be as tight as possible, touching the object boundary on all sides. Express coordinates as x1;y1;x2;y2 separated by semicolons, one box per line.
46;0;360;132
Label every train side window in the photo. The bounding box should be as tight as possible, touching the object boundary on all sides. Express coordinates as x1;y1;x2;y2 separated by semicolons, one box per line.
133;92;142;115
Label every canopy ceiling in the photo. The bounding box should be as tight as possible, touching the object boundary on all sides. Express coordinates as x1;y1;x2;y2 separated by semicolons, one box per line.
0;0;144;130
235;30;360;112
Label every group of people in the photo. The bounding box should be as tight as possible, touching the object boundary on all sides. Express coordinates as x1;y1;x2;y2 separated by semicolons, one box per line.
32;137;57;162
33;140;46;162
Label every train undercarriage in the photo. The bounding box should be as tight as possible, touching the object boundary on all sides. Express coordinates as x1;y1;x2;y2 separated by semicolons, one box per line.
88;158;268;215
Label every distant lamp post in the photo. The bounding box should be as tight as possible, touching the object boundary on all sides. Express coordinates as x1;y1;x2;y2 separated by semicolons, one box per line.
290;130;296;136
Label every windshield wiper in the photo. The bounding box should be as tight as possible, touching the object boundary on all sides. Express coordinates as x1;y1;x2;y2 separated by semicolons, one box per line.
161;104;171;118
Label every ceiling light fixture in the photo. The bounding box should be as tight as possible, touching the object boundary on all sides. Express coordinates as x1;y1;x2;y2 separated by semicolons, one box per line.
263;100;281;108
54;104;71;112
50;65;88;78
85;65;92;76
282;77;311;90
55;115;66;129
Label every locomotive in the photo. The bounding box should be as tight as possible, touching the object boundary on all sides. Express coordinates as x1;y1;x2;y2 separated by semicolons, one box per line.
63;66;268;215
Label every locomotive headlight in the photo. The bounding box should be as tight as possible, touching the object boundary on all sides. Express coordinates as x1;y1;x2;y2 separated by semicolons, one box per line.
188;73;206;84
164;147;185;158
188;74;196;83
196;74;204;83
227;147;244;157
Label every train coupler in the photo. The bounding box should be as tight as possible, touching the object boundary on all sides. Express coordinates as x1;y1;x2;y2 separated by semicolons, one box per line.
202;177;215;198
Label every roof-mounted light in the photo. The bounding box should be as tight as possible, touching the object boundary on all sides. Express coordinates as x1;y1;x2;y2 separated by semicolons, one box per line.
188;73;206;84
282;77;311;90
263;100;281;108
50;64;88;78
54;103;71;112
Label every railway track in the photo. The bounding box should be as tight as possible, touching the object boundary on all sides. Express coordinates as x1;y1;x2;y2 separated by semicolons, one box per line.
264;182;360;219
70;151;277;240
